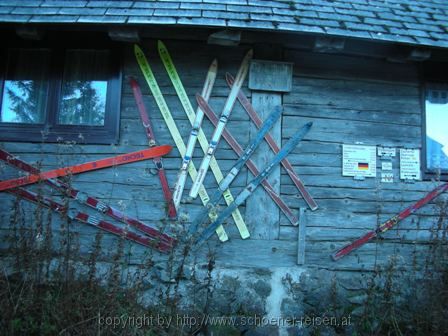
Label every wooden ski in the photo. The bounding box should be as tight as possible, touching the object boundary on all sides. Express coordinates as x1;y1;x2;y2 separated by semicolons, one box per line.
8;187;173;252
0;146;172;192
196;95;300;226
0;148;176;246
129;77;177;219
190;102;284;234
226;73;318;211
195;122;313;245
190;49;253;199
171;59;218;209
157;41;249;239
134;44;228;242
332;182;448;260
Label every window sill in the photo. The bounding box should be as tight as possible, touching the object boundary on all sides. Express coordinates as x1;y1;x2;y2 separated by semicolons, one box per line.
422;172;448;182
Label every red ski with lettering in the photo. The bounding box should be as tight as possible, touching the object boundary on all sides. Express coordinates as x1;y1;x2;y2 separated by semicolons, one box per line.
0;146;172;192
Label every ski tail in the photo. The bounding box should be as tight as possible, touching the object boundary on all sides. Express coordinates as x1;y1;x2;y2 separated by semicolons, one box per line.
331;231;377;261
195;202;239;246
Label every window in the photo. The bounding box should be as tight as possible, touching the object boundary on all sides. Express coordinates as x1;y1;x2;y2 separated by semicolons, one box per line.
0;37;121;144
424;84;448;178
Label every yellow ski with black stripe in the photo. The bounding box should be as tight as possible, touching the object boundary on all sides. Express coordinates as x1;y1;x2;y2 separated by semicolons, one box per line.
134;44;228;242
157;40;250;240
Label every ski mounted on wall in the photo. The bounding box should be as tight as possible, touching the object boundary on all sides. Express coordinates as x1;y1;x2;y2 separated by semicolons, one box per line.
7;187;173;253
331;182;448;261
189;102;282;234
0;149;176;247
190;103;282;234
195;122;313;246
129;77;177;219
226;73;318;211
196;95;300;226
134;44;230;241
156;41;250;239
0;146;172;192
189;49;253;199
170;59;218;209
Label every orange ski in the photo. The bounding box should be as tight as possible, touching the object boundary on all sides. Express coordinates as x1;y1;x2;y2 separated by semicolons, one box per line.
0;145;172;192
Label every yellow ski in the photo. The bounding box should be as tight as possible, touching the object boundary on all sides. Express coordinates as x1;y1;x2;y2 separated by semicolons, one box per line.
158;40;250;240
134;44;228;242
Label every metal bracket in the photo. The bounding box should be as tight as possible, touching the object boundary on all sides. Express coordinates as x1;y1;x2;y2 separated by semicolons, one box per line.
154;161;163;170
96;201;108;213
87;215;100;226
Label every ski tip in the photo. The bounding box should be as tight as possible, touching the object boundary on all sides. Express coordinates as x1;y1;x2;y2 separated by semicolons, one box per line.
211;58;218;69
273;105;283;116
196;94;206;105
246;49;254;59
156;145;173;156
225;72;234;86
134;44;143;55
157;40;166;50
304;121;313;129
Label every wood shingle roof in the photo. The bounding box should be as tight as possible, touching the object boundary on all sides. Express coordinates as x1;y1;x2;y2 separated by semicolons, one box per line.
0;0;447;48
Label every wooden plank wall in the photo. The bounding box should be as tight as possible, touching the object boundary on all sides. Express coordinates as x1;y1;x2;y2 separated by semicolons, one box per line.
0;39;446;272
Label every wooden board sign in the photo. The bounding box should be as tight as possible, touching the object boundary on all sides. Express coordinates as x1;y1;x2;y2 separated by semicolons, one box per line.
249;60;293;93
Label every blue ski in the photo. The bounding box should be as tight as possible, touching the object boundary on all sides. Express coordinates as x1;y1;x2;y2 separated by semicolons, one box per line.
195;121;313;246
189;101;283;235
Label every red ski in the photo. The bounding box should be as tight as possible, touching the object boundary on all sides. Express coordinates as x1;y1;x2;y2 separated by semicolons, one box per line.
332;182;448;261
8;187;173;253
0;149;176;246
129;77;177;219
0;146;172;192
226;73;318;211
197;94;299;226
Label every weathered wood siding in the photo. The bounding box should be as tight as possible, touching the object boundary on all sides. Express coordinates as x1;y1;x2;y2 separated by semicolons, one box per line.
1;39;446;272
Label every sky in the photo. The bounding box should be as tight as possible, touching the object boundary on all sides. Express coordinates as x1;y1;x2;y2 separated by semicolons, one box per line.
426;101;448;156
1;80;107;124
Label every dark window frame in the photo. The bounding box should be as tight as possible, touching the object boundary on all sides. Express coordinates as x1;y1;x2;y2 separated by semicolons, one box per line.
0;33;122;144
421;82;448;181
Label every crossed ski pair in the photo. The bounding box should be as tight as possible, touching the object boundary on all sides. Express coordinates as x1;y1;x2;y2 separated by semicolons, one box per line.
134;41;318;242
135;42;248;242
190;109;313;245
164;46;318;215
0;147;176;253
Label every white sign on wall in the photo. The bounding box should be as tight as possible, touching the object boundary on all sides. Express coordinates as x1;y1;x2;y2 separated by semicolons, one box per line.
381;172;394;183
342;145;377;177
378;147;396;157
400;149;421;180
381;161;393;171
